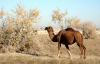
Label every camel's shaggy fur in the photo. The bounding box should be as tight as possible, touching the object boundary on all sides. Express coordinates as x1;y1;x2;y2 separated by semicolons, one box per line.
45;26;86;59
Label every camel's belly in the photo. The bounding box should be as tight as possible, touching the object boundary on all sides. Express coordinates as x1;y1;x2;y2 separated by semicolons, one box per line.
61;40;75;45
60;34;75;45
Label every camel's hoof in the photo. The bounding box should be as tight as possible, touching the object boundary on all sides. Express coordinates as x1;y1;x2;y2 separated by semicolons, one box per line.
67;57;73;60
56;56;60;58
84;56;86;59
57;55;60;58
80;57;82;59
70;57;73;60
56;57;59;59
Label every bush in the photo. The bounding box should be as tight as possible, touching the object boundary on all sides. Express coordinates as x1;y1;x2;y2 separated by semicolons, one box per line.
83;21;97;39
0;3;41;53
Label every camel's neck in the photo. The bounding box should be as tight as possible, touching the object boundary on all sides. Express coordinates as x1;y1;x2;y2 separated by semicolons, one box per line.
48;32;58;42
48;32;55;40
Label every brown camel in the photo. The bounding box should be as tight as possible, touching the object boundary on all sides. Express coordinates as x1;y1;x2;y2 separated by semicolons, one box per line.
45;26;86;59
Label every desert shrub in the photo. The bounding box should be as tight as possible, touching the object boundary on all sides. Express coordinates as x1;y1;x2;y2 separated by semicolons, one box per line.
65;17;82;29
63;14;97;39
52;8;68;29
0;3;41;53
52;8;82;29
83;21;97;39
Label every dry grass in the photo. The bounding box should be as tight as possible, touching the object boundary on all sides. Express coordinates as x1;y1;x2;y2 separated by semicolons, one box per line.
0;34;100;64
83;21;97;39
0;53;100;64
0;2;100;64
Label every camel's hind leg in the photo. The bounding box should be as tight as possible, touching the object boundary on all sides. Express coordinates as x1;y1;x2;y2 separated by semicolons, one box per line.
83;45;86;59
76;36;85;59
65;45;72;59
80;46;83;59
78;44;86;59
77;43;83;59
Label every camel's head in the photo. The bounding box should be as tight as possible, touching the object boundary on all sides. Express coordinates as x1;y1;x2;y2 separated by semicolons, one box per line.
45;26;54;32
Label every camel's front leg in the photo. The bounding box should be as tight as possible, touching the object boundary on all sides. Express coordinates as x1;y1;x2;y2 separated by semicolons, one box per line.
65;45;72;59
67;49;72;59
57;42;61;58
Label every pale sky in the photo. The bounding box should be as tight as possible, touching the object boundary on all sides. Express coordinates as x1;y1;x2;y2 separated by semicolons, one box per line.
0;0;100;28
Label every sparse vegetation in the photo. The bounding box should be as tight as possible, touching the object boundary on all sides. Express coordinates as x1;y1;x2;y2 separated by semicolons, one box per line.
0;2;99;64
52;8;82;29
83;21;97;39
0;3;42;53
65;17;82;29
52;8;68;29
52;8;97;39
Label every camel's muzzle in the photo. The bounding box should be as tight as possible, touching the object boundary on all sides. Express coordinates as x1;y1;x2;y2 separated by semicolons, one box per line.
45;27;50;30
45;27;48;30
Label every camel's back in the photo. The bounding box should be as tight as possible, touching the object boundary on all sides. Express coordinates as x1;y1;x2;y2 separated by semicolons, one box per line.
66;28;75;32
57;28;82;38
65;28;83;40
57;29;74;37
66;28;82;35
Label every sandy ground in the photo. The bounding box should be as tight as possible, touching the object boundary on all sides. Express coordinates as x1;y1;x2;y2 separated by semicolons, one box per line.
0;34;100;64
0;53;100;64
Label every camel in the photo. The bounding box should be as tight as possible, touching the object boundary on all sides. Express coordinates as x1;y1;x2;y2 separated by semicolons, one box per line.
45;26;86;59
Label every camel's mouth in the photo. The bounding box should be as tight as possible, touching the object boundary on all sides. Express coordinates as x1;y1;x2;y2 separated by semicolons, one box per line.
45;27;48;30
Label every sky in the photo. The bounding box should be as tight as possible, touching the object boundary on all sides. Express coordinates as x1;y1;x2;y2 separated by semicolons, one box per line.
0;0;100;28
